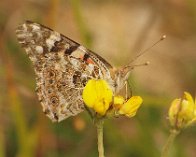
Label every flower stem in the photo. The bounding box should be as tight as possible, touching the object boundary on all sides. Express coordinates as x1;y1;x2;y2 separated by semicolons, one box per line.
96;119;105;157
161;129;179;157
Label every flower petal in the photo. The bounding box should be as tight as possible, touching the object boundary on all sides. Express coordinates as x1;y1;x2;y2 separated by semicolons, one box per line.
119;96;143;117
82;80;98;108
184;91;194;104
113;96;125;109
82;79;113;115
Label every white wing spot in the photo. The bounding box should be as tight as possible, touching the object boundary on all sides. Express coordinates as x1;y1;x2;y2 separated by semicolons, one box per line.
71;49;85;58
31;24;40;31
46;38;54;50
46;32;61;51
24;47;31;55
50;33;61;40
29;56;37;63
78;46;87;52
86;64;94;73
70;58;81;69
35;46;43;54
17;32;32;39
22;24;27;31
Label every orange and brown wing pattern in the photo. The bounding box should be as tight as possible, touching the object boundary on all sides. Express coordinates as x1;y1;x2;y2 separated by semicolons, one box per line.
16;21;115;122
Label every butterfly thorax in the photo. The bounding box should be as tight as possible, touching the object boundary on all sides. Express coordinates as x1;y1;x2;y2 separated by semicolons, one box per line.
111;67;131;95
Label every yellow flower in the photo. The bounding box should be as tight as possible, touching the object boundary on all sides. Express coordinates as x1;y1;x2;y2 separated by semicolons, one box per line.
82;79;113;115
118;96;143;117
168;92;196;129
113;96;125;109
82;79;143;118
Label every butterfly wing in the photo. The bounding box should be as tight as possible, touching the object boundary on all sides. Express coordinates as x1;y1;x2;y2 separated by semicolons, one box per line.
16;21;114;122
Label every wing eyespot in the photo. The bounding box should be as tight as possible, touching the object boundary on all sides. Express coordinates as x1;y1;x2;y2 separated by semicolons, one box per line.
50;96;59;106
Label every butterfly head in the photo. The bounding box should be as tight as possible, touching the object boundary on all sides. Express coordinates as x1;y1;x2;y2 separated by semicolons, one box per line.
114;61;149;93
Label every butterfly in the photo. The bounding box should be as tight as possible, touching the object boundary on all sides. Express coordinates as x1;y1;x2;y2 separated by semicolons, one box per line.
16;21;136;122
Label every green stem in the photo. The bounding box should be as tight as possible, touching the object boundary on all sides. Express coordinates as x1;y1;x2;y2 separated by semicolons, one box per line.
161;129;179;157
84;105;94;120
96;119;105;157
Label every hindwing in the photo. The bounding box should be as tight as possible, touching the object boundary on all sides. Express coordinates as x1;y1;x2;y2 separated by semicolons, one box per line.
16;21;114;122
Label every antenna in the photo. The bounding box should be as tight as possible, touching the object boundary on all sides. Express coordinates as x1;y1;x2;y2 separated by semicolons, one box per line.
128;35;166;65
124;61;150;70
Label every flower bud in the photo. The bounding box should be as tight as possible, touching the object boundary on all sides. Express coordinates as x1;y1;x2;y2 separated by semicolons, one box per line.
168;92;196;129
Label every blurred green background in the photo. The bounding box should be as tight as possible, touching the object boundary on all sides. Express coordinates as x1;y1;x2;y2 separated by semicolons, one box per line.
1;0;196;157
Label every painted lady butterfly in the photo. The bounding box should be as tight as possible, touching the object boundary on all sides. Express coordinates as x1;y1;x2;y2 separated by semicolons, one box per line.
16;21;135;122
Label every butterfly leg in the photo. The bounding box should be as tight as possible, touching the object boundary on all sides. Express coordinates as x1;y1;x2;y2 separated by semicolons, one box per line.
125;81;128;101
125;80;133;100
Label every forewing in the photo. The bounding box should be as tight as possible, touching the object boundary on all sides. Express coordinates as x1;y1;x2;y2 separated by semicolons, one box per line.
16;21;114;122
